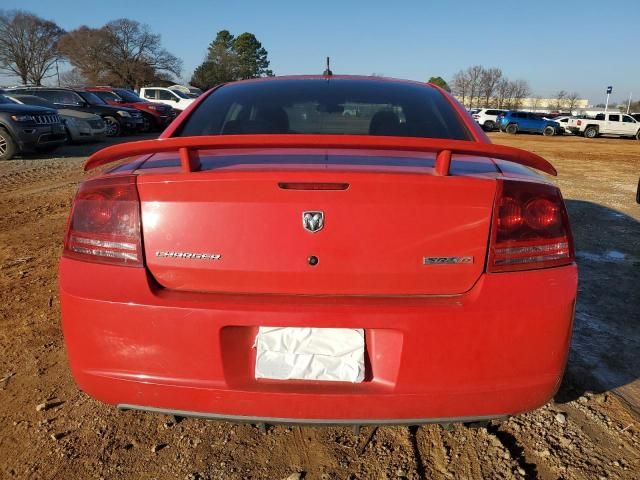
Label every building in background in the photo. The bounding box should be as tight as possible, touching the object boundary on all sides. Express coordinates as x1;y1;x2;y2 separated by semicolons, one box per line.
456;96;590;114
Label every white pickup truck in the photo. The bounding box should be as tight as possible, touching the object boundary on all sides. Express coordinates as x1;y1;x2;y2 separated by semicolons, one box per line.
566;112;640;139
139;87;196;111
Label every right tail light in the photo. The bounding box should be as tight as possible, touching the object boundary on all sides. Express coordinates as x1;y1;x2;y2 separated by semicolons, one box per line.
488;180;574;273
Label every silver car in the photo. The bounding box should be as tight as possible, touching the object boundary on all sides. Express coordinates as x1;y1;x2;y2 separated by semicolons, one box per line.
7;94;107;143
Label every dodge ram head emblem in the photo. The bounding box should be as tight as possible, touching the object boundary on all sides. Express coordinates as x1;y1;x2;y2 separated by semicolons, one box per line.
302;211;324;233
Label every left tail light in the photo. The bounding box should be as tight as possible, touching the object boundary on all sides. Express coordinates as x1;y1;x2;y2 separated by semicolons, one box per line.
63;175;143;267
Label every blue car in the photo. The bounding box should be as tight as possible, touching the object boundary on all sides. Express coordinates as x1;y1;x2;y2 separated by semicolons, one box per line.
497;111;561;136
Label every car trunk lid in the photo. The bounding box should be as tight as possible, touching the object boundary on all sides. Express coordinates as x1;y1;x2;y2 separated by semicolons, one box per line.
136;149;498;296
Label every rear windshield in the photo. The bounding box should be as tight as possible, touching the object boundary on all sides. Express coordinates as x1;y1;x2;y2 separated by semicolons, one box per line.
178;78;471;140
170;89;192;99
93;91;120;102
77;91;106;105
14;95;55;109
114;88;142;102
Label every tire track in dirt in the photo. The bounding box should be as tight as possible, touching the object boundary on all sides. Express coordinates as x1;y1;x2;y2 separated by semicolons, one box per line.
486;423;539;479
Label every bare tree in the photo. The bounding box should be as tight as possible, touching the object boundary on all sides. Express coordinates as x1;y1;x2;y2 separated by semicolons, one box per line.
530;95;541;111
57;26;110;85
465;65;484;108
0;10;64;85
105;19;181;88
451;70;470;107
554;90;567;111
565;92;581;114
451;66;534;111
510;80;530;109
479;67;502;108
59;67;87;87
60;19;181;88
495;78;511;109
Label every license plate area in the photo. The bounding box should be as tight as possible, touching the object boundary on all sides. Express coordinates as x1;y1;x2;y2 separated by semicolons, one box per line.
219;326;401;391
254;327;365;383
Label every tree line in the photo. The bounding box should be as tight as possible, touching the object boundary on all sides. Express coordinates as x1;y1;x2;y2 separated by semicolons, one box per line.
0;10;273;90
450;65;531;110
449;65;582;112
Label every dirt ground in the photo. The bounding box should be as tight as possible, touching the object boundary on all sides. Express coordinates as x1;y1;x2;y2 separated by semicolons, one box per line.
0;132;638;479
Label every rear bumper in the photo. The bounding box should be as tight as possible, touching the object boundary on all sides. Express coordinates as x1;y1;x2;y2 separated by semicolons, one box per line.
59;259;577;422
118;404;506;426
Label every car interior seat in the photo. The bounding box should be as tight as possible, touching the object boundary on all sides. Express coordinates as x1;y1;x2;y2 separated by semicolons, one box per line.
369;110;402;136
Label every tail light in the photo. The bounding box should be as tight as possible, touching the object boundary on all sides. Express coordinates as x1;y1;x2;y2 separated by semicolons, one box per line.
63;175;143;267
488;180;574;273
473;114;480;119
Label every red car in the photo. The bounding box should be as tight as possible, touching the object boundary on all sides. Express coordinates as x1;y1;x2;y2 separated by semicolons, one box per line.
86;87;176;132
60;76;577;425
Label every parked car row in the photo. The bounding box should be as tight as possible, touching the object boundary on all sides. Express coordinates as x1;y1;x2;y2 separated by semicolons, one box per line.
87;87;176;133
469;107;640;140
9;94;107;142
0;85;184;160
0;94;67;159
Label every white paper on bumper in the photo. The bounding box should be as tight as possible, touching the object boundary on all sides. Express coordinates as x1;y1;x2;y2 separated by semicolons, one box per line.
254;327;365;383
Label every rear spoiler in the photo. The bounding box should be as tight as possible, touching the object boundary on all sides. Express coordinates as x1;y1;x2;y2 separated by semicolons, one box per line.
84;134;557;176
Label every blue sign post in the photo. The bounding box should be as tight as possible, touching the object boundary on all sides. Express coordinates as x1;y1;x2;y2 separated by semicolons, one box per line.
605;86;613;113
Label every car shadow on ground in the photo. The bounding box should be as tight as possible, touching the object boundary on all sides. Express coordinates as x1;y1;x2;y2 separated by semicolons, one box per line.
15;132;159;161
555;200;640;408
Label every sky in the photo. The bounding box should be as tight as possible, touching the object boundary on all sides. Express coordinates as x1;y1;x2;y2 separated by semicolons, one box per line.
2;0;638;104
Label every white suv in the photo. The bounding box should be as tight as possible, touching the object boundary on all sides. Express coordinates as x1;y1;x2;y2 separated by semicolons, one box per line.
472;109;507;131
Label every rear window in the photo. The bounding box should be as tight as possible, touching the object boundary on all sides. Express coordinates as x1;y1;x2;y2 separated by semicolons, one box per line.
114;89;142;102
14;95;55;109
93;91;120;102
158;89;178;100
77;91;106;105
33;89;84;106
178;79;471;140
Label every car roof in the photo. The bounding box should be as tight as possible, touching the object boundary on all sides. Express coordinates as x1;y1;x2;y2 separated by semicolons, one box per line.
10;86;65;90
218;74;439;90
